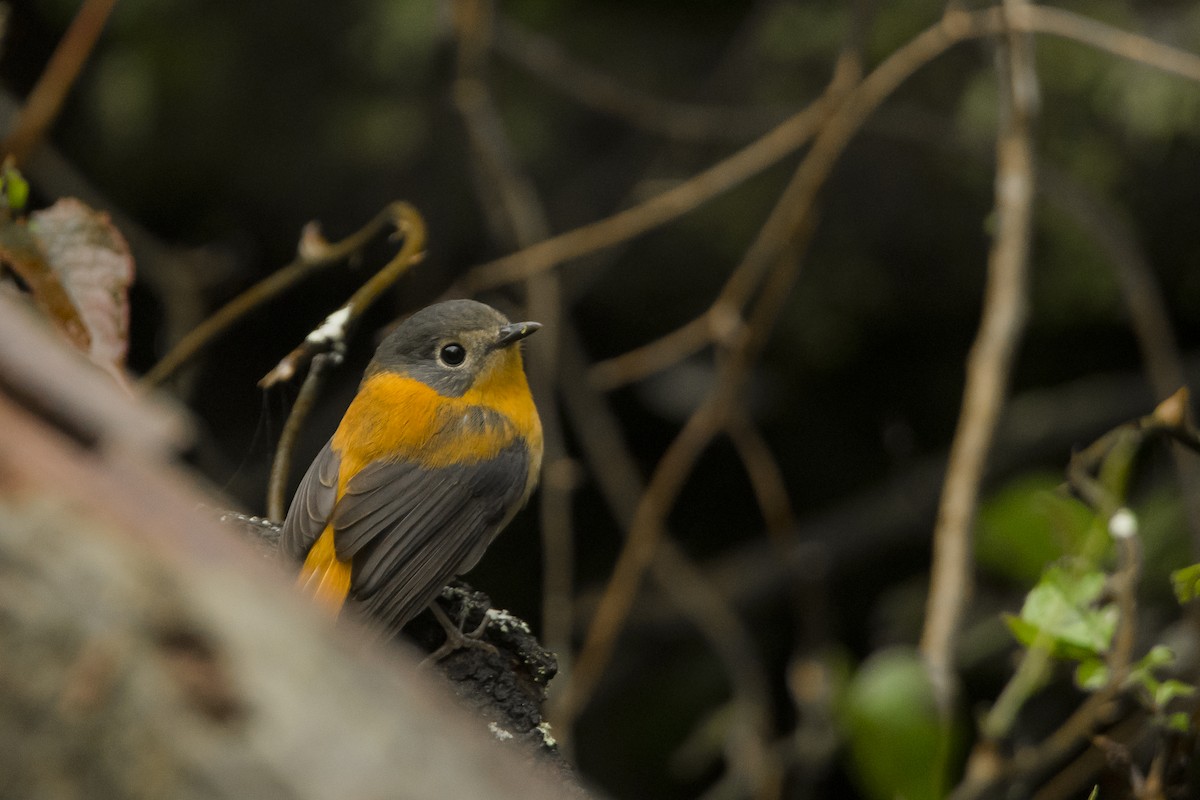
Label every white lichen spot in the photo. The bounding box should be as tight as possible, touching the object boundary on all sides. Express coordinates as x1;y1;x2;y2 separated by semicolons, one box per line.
486;607;530;634
536;721;556;748
488;721;514;741
1109;507;1138;539
306;306;351;345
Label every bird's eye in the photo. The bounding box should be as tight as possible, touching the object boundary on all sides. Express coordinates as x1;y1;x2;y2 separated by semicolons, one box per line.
439;343;467;367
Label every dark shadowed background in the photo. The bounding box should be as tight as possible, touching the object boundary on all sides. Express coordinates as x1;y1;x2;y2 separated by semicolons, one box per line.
6;0;1200;797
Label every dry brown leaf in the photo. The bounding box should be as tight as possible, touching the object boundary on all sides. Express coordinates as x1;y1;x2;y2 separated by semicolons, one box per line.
0;214;91;352
30;199;134;381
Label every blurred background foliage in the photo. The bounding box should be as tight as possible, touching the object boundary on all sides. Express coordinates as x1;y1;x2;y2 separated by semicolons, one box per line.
6;0;1200;797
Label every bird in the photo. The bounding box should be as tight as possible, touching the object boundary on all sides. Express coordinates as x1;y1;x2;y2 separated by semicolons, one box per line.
279;299;543;635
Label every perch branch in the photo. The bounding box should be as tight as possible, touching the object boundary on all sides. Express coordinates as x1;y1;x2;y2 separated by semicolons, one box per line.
0;293;579;800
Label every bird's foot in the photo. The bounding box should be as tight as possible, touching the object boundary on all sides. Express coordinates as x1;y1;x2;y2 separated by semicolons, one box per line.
421;601;498;663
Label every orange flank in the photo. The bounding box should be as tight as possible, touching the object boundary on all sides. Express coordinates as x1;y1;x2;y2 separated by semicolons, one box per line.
298;527;352;614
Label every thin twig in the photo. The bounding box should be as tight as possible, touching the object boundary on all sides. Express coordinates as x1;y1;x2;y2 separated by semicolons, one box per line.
557;368;726;722
557;202;816;729
1029;715;1144;800
455;95;832;295
3;0;116;164
951;395;1167;800
559;325;779;797
654;540;781;800
726;408;797;541
592;8;985;393
449;0;578;688
258;203;427;389
143;203;420;388
1039;164;1200;556
589;313;715;391
458;6;1200;298
1015;5;1200;82
265;351;336;521
951;528;1142;800
261;205;427;519
494;15;786;142
919;0;1037;716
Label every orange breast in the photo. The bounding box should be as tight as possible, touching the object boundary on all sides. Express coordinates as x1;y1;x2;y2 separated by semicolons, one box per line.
332;366;542;496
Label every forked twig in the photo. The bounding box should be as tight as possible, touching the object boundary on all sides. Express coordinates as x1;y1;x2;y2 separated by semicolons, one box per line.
144;202;423;388
258;203;427;389
459;5;1200;299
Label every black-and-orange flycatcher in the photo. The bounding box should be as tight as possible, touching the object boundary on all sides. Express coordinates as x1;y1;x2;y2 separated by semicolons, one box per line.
280;299;543;631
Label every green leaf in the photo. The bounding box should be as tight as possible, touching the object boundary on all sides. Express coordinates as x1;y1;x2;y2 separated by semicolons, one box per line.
1086;786;1099;800
842;648;957;800
1005;566;1116;660
975;473;1096;585
1126;645;1176;692
1167;712;1191;733
1074;658;1109;691
1139;645;1176;671
1154;679;1195;709
1171;563;1200;603
0;164;28;213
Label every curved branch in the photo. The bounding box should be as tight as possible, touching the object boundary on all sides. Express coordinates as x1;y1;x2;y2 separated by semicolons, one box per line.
258;203;427;389
261;204;427;519
459;6;1200;297
456;95;832;294
143;202;421;388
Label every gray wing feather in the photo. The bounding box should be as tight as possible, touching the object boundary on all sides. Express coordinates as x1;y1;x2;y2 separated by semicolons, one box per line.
280;439;341;560
331;467;425;541
347;479;461;584
366;503;493;627
331;443;531;630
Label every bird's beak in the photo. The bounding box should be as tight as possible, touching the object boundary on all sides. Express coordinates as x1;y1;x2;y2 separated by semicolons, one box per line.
495;321;542;348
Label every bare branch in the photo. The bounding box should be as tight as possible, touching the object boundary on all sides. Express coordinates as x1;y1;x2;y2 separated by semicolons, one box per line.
144;202;423;388
260;204;426;518
3;0;115;164
494;15;786;142
920;0;1037;716
455;95;832;294
257;202;427;389
559;326;778;796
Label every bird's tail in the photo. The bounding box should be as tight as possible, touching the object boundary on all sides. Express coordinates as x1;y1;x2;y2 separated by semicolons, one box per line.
298;527;352;614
